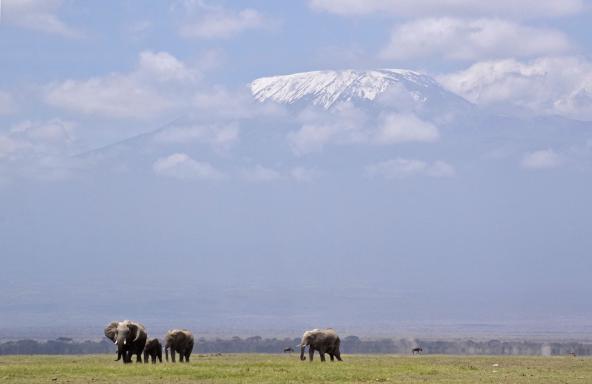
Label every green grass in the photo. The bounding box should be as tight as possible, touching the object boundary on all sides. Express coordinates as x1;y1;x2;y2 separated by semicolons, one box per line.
1;354;591;383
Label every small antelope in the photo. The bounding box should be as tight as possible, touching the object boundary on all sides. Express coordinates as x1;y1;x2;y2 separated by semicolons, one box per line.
412;347;423;355
283;347;294;353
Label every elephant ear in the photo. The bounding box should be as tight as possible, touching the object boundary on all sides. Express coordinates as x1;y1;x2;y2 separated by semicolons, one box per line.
128;323;139;341
129;322;145;342
104;321;119;342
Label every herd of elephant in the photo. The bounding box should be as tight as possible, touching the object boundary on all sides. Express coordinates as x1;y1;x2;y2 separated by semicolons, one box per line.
104;320;193;363
104;320;342;364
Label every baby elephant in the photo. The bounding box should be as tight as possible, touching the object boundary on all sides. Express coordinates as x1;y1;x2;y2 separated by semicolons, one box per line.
165;329;195;363
143;338;162;364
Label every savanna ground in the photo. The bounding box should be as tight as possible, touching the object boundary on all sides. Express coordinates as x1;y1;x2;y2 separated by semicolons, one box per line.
0;354;590;383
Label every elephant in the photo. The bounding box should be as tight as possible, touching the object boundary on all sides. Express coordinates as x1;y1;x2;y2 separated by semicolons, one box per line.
104;320;147;364
300;328;342;362
164;329;194;363
143;338;163;364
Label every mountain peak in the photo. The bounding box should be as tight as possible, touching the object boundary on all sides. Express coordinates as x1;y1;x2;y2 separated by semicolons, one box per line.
249;69;441;109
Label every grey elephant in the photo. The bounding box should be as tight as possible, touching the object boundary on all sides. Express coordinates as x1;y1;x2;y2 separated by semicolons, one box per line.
104;320;147;364
300;328;342;362
143;338;163;364
164;329;194;363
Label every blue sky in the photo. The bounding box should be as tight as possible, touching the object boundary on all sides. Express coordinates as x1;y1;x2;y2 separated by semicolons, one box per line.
1;1;592;337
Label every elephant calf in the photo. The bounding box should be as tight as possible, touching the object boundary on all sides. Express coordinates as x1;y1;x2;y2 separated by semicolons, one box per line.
300;328;342;362
144;338;163;363
165;329;194;363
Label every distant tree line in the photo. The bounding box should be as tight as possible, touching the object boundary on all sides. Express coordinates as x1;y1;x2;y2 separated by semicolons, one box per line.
1;336;591;356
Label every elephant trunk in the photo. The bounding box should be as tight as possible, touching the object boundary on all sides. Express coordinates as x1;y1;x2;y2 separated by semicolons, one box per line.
115;335;127;362
300;344;306;361
116;334;126;347
165;346;169;362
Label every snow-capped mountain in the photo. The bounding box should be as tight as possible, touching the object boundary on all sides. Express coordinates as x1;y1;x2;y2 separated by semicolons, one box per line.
250;69;470;111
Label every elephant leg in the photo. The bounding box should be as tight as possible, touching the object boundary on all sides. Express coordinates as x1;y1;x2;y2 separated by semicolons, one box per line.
136;351;142;363
319;349;326;362
185;352;191;363
171;350;176;363
335;351;342;361
329;353;334;361
158;350;162;363
144;351;149;364
179;350;185;363
309;347;314;362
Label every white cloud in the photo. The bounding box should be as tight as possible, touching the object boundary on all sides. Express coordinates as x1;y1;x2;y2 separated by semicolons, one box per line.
10;119;74;145
367;158;456;179
241;165;281;182
126;20;153;41
0;136;27;159
154;122;239;150
45;51;199;119
288;104;439;154
290;167;321;182
0;119;78;181
0;91;16;115
45;76;173;119
376;113;439;144
521;149;562;170
427;161;457;178
2;0;81;38
439;57;592;120
137;51;199;82
380;18;571;61
240;165;321;182
288;124;339;155
177;1;270;39
309;0;584;18
153;153;224;180
193;87;285;119
288;102;367;154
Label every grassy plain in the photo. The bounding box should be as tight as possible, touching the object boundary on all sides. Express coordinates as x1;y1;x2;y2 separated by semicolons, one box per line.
0;353;590;383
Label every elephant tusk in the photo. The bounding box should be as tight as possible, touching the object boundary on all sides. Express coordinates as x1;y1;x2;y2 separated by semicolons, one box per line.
114;340;118;345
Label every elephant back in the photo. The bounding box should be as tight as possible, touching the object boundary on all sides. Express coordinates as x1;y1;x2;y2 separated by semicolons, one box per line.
145;338;162;350
302;328;340;346
165;329;194;346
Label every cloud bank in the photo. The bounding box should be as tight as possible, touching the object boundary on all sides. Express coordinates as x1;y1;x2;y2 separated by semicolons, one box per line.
309;0;584;18
440;57;592;120
380;18;571;61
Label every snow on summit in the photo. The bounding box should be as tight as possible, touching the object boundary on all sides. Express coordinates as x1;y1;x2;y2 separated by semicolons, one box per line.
249;69;442;109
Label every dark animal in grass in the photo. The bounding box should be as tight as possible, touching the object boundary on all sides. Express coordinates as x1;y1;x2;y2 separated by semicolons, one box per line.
165;329;195;363
300;328;342;362
104;320;147;364
283;347;294;353
143;338;163;363
412;347;423;355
